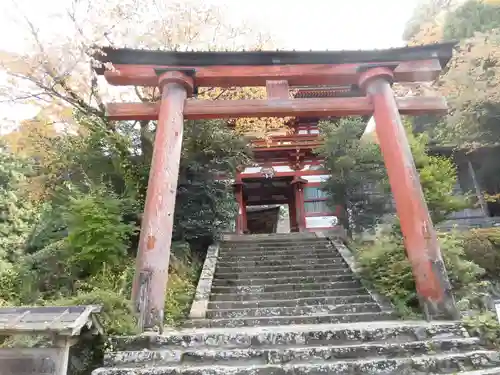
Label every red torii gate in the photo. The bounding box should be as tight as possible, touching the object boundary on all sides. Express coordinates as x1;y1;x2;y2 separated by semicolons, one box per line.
94;43;459;330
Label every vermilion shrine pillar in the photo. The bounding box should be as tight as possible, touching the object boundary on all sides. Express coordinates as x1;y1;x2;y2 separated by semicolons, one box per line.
292;177;307;232
132;71;194;331
359;67;459;319
233;180;247;234
289;198;298;232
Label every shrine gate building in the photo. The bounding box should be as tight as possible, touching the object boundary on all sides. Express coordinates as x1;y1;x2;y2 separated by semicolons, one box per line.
234;111;337;235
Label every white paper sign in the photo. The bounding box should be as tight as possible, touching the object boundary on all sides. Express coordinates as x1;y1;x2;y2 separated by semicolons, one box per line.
495;303;500;323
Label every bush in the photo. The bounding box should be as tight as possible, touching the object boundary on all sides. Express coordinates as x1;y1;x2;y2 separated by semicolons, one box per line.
462;227;500;280
54;290;138;336
463;311;500;348
357;234;416;309
63;186;137;276
164;242;202;326
356;230;485;315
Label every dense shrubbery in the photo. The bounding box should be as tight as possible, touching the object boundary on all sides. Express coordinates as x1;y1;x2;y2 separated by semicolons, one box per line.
462;228;500;279
355;225;500;345
356;230;485;316
0;114;249;338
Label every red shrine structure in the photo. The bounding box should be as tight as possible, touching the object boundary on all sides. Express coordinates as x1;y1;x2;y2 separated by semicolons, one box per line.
95;42;459;330
234;116;330;235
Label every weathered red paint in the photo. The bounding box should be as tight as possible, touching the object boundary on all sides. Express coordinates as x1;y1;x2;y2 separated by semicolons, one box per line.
241;197;248;234
146;235;156;250
289;198;298;232
233;181;246;234
292;177;307;232
103;59;442;87
359;67;458;319
105;96;448;121
132;71;194;330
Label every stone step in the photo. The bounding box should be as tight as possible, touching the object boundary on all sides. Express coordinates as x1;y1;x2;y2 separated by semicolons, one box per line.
104;337;480;367
223;238;330;246
95;350;500;374
455;368;500;374
219;247;336;257
108;321;469;351
216;257;346;272
219;245;333;253
212;274;355;287
208;294;374;310
215;262;346;274
218;252;342;263
218;252;343;262
217;254;340;271
209;287;369;301
222;239;330;246
219;252;341;261
210;280;363;294
183;311;396;328
206;302;381;319
214;266;351;280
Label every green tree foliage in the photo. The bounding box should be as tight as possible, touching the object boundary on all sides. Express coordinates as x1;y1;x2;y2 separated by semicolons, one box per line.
63;187;137;277
443;0;500;41
175;119;252;245
319;117;467;233
0;149;38;263
0;111;249;337
410;132;469;222
318;117;388;233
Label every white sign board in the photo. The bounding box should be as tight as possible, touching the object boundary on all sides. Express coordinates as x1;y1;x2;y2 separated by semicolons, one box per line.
495;303;500;323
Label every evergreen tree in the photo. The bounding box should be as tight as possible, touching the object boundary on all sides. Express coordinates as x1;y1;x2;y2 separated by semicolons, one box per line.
0;147;38;264
319;117;468;234
318;117;388;234
175;119;251;247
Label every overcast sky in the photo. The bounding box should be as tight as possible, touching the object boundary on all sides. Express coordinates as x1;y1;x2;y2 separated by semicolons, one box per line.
0;0;420;127
0;0;419;52
214;0;420;50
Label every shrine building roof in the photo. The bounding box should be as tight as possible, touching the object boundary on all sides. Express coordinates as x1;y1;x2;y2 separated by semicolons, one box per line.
95;42;457;73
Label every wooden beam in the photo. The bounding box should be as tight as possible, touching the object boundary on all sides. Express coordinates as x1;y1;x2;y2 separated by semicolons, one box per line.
394;59;442;82
251;145;323;152
106;96;448;121
266;80;290;99
104;59;442;87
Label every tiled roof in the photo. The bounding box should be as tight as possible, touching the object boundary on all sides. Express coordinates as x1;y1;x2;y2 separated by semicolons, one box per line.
94;42;457;73
292;86;361;98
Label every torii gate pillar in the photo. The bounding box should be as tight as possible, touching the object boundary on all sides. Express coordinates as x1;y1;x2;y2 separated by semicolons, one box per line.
131;71;194;331
359;67;459;320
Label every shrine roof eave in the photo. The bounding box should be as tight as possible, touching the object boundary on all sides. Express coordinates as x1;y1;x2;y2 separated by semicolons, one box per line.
94;42;457;74
252;145;322;152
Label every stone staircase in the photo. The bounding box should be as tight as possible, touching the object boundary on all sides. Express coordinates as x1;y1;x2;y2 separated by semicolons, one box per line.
94;233;500;374
186;234;393;328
